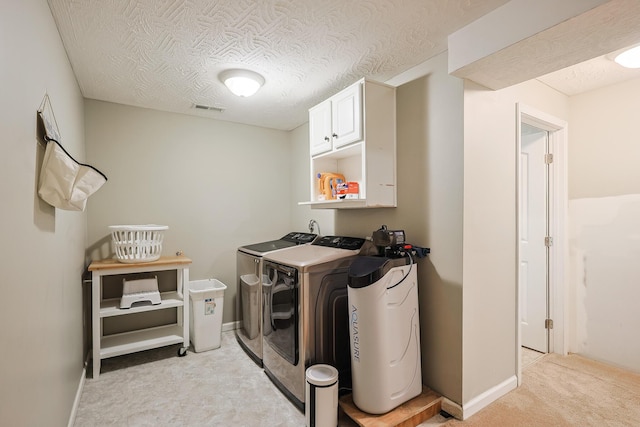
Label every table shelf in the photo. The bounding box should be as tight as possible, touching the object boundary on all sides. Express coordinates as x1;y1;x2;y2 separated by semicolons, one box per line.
88;256;192;378
100;291;184;318
101;324;185;359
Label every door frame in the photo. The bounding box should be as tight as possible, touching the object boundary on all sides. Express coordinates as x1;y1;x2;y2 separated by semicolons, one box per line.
516;103;568;386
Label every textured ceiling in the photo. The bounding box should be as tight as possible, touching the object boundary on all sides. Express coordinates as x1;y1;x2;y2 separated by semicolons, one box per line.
538;48;640;96
451;0;640;95
47;0;509;130
47;0;640;130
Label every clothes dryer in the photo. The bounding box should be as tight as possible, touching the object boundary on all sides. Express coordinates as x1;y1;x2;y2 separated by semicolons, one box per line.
261;235;366;409
236;232;316;366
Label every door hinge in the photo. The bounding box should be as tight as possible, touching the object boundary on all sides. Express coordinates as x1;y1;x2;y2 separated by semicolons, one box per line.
545;236;553;247
544;153;554;164
545;318;554;329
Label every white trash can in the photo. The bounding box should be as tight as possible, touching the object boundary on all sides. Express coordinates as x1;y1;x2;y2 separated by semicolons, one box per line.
305;364;338;427
189;279;227;352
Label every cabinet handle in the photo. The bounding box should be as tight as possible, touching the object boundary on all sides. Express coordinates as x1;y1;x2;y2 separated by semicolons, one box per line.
324;136;330;142
332;133;338;138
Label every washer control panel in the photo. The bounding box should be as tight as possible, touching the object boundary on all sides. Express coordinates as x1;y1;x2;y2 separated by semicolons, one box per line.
281;232;317;244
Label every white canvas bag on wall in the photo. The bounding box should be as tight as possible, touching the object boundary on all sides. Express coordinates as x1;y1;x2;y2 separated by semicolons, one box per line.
38;138;107;211
37;96;107;211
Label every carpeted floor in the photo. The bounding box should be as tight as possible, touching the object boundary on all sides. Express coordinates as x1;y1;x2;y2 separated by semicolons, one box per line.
440;353;640;427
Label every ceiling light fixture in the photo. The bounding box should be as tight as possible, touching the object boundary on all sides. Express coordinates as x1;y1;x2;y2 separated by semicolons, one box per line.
614;45;640;69
219;69;265;97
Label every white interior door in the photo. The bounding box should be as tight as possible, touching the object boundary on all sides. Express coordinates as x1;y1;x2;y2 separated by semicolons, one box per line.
520;123;548;353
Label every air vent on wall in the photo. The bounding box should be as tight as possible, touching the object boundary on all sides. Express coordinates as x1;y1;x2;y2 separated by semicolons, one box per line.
192;104;225;113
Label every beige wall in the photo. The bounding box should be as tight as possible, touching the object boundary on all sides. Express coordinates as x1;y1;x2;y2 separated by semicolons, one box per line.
330;52;466;403
84;100;292;325
289;122;336;236
568;78;640;199
4;4;636;425
462;79;569;403
567;77;640;372
0;1;86;425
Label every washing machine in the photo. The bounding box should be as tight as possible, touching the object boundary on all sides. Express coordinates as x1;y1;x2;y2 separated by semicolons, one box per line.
261;235;366;410
236;232;317;366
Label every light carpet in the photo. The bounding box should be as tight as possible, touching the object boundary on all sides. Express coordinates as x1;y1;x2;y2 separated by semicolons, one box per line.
441;353;640;427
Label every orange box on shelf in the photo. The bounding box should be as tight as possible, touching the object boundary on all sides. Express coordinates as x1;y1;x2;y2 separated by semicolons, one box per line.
337;182;359;199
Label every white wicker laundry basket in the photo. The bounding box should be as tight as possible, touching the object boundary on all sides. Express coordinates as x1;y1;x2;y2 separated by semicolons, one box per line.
109;225;168;263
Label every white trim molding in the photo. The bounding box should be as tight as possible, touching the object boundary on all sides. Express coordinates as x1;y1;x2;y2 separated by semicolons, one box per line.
443;375;518;420
222;321;240;332
68;354;90;427
441;397;464;420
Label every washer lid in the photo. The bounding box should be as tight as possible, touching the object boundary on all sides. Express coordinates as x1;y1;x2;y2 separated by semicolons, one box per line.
239;239;298;255
238;232;317;256
306;364;338;386
263;244;358;267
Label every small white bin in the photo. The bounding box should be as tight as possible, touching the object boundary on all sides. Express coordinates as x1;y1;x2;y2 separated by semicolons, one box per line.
240;274;260;339
189;279;227;352
305;364;338;427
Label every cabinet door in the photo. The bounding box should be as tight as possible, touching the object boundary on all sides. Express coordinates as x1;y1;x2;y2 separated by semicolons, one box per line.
309;100;332;156
332;82;362;149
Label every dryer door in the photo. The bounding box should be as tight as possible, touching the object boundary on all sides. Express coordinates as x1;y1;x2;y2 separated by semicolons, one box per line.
263;261;299;365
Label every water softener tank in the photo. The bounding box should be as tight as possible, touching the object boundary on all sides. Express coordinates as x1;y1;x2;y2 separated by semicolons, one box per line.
347;256;422;414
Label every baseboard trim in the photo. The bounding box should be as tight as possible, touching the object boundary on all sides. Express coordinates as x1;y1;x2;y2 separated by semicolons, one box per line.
441;375;517;421
68;353;90;427
441;397;463;420
222;321;239;332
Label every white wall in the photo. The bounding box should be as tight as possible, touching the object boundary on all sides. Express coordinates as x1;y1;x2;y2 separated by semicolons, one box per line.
84;100;292;325
0;1;86;425
462;79;569;406
567;77;640;373
569;195;640;372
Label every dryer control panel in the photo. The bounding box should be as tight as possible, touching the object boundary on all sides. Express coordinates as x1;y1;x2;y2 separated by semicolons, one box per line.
312;235;366;250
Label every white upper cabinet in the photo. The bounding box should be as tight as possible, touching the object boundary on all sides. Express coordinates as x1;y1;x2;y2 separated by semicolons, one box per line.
331;83;362;149
309;100;333;156
309;82;363;156
302;79;396;209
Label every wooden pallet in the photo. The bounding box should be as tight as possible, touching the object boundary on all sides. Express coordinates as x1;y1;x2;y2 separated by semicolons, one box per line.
339;387;442;427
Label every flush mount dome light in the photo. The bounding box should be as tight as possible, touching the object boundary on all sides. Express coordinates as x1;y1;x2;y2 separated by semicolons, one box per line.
219;69;265;97
614;45;640;68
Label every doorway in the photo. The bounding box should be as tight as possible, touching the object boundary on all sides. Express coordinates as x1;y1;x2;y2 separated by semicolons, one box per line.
519;122;549;354
516;104;568;386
